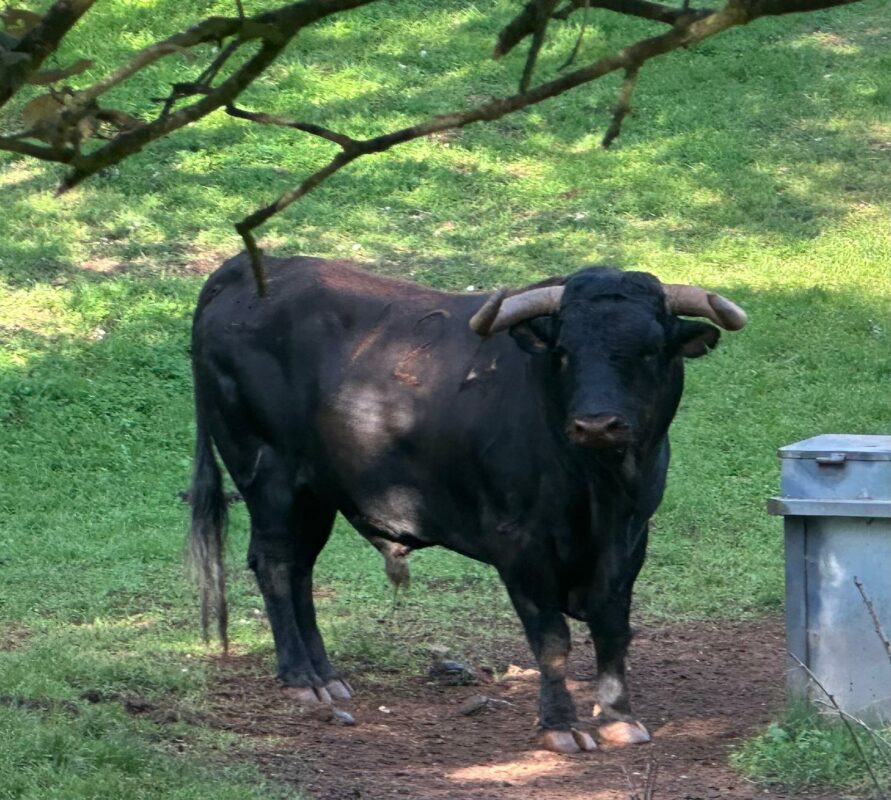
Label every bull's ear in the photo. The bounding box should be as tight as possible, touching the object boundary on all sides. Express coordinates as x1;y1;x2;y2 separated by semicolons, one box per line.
672;319;721;359
509;315;556;355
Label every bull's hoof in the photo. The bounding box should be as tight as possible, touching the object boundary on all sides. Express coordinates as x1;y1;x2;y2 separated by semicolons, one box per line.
538;730;580;754
325;678;352;701
595;720;651;747
537;728;598;754
571;728;598;751
283;686;333;705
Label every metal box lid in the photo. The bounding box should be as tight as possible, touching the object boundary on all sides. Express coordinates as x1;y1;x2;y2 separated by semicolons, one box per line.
770;434;891;517
778;434;891;462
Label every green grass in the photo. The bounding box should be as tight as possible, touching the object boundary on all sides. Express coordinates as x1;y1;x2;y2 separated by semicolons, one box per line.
0;704;294;800
1;0;890;795
732;705;891;793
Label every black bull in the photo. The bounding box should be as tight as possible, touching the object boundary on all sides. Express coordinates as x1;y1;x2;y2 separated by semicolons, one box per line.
189;254;746;753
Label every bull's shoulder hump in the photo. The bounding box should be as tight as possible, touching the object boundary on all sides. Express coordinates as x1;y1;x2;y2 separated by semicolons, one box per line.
197;254;490;326
270;258;454;305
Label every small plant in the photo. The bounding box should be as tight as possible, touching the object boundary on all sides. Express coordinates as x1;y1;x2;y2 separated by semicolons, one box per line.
737;579;891;798
732;704;891;794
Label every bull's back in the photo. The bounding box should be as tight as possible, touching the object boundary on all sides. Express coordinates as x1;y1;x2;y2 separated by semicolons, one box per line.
192;254;557;557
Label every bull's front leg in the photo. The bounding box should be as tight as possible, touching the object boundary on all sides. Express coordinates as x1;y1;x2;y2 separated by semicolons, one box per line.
504;582;597;754
586;521;651;747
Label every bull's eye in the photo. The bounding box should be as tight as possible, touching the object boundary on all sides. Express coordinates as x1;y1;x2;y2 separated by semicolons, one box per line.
637;342;661;363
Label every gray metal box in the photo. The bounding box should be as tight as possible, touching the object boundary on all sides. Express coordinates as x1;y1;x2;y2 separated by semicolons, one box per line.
769;434;891;722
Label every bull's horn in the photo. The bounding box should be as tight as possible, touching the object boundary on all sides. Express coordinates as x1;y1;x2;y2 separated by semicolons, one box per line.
663;284;747;331
469;286;564;336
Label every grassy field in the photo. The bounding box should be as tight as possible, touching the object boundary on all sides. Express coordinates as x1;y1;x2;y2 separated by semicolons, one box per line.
0;0;889;796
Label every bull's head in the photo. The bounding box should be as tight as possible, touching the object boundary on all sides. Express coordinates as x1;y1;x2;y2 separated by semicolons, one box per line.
469;267;746;449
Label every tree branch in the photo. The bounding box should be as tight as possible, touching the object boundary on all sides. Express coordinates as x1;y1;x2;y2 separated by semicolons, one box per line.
225;105;357;149
557;0;590;71
813;699;891;770
57;40;280;192
233;3;757;287
557;0;711;24
744;0;864;13
235;150;361;294
0;0;96;110
53;0;381;192
496;0;857;60
519;0;560;92
602;64;639;147
497;0;714;59
0;135;75;162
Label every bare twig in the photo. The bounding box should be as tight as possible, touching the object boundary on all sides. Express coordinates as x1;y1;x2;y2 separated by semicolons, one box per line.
556;0;712;24
64;20;243;111
557;0;590;71
602;64;639;147
156;40;243;118
813;699;891;771
234;150;360;290
226;105;357;149
621;754;659;800
235;225;268;297
58;40;281;192
645;755;659;799
789;652;887;799
519;0;559;92
855;577;891;666
194;40;243;89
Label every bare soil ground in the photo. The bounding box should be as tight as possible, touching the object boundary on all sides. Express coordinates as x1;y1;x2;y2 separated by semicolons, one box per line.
206;617;835;800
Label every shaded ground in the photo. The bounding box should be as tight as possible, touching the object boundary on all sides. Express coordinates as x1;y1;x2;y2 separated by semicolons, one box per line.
204;616;840;799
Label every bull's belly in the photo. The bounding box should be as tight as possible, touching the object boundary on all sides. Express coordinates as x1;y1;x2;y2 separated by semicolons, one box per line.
331;481;499;566
343;487;434;552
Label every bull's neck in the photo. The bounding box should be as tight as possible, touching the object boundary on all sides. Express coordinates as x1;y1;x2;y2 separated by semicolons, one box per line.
579;435;669;529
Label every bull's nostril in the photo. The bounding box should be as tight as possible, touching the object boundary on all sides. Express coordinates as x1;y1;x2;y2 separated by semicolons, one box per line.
570;414;631;444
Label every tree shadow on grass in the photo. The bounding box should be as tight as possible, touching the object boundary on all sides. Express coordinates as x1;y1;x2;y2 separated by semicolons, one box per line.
0;2;887;294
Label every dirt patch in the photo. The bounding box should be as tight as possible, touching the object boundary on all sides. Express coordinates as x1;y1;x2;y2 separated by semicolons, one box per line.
0;624;31;652
204;616;839;799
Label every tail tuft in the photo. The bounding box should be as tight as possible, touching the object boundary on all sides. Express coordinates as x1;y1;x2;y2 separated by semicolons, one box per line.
187;400;229;653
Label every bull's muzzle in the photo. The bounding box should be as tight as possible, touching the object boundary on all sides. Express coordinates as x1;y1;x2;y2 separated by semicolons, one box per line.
568;414;632;448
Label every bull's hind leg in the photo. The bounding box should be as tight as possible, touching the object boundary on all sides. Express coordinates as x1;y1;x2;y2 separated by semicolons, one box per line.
287;489;351;701
243;462;342;704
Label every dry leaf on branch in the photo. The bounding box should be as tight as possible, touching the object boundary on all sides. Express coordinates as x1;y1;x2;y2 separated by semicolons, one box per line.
0;7;43;36
21;92;64;129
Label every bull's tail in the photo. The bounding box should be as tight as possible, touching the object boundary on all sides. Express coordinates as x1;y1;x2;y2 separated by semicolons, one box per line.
187;383;229;654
